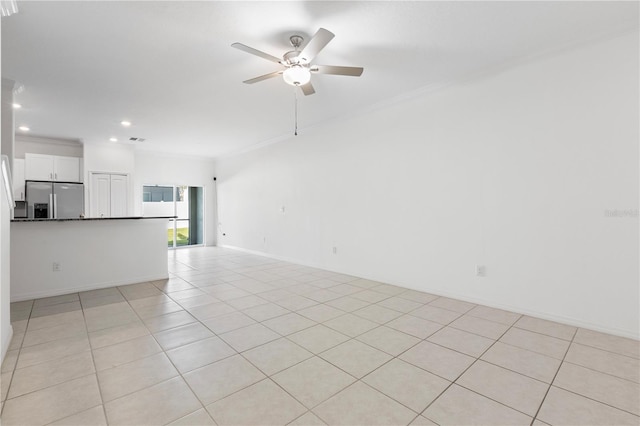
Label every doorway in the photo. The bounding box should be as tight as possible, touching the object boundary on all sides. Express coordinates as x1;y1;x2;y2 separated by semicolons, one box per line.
142;185;204;248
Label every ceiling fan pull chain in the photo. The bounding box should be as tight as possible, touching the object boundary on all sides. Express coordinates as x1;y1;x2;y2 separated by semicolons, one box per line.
294;88;298;136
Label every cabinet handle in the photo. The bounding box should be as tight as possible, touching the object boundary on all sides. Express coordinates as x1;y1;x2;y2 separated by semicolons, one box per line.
55;173;58;180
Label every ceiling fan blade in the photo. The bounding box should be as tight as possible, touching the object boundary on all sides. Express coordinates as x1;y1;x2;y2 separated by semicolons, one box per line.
300;82;315;96
299;28;335;63
311;65;364;77
231;42;282;64
243;71;282;84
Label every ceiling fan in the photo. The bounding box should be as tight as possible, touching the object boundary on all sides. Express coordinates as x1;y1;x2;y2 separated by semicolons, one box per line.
232;28;363;96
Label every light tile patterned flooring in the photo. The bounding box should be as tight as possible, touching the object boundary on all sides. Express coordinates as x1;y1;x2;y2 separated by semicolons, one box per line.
1;247;639;425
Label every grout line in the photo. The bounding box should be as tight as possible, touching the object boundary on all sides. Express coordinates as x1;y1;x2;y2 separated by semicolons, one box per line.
449;382;537;420
162;261;353;422
121;286;214;425
285;410;315;425
542;385;640;418
491;335;567;361
508;325;576;342
559;358;640;385
2;300;36;412
79;298;109;425
568;339;640;361
210;291;412;419
478;356;556;386
530;327;578;425
417;314;524;422
6;296;104;422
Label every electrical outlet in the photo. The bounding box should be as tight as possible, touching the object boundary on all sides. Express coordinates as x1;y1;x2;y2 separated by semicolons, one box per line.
476;265;486;277
52;262;61;272
332;247;337;254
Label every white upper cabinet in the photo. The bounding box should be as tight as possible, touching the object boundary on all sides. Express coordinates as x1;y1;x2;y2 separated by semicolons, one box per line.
25;153;81;182
54;156;81;182
24;153;54;181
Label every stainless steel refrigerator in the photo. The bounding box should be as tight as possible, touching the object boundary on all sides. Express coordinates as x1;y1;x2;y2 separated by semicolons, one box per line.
26;181;84;219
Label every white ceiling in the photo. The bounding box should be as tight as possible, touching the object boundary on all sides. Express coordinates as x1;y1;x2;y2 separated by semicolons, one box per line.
2;1;638;158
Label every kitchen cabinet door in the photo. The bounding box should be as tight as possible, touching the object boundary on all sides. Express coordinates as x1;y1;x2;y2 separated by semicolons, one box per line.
25;153;55;181
13;158;25;201
54;156;81;182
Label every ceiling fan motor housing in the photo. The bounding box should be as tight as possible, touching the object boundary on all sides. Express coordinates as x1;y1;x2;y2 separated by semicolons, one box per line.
283;50;305;65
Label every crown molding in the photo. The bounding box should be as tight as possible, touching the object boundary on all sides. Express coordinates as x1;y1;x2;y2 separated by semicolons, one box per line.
15;134;83;147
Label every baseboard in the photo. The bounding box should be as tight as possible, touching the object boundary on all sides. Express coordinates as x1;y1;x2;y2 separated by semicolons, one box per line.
10;273;170;302
219;244;639;340
402;285;640;341
218;244;320;266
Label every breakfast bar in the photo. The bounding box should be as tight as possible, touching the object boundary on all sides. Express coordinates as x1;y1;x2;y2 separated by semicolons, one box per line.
10;216;174;301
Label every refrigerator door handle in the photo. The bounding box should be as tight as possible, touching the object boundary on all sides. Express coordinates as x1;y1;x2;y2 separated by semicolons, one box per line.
49;194;53;219
54;193;58;219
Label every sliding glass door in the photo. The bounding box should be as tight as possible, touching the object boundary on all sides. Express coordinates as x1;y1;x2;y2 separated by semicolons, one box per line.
142;184;204;248
174;186;189;247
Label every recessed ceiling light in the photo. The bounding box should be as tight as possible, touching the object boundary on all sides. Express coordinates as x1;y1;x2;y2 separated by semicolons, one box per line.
12;103;21;109
121;120;131;127
109;137;118;142
18;126;30;131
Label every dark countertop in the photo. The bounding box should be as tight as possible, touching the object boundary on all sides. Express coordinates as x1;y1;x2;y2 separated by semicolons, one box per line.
12;216;177;222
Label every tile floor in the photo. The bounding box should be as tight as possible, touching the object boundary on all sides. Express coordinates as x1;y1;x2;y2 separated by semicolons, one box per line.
1;247;639;425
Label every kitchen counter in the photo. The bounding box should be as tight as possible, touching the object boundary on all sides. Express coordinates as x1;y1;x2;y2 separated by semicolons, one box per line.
10;217;171;301
12;216;176;222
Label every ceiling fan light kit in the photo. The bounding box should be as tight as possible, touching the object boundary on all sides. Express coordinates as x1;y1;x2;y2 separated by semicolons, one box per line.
283;65;311;86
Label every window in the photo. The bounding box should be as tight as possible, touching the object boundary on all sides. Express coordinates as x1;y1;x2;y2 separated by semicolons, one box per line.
143;185;180;202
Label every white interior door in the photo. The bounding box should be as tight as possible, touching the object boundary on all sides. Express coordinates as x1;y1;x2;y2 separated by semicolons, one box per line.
90;173;111;218
110;174;128;217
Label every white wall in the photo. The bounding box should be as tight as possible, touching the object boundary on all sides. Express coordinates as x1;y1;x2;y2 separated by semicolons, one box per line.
15;135;83;159
0;170;12;360
1;79;15;172
11;219;168;301
134;151;217;246
0;79;15;363
216;32;639;338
